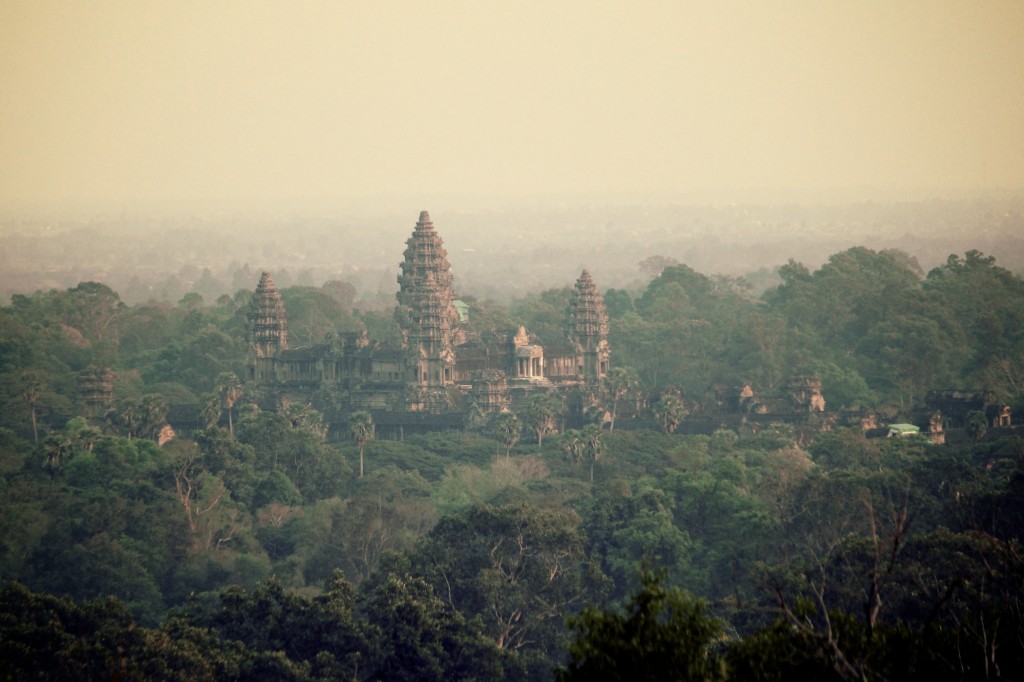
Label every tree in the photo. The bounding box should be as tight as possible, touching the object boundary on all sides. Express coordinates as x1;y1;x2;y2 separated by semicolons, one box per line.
557;569;725;682
582;424;604;482
113;398;141;440
19;370;43;442
965;409;988;442
200;393;222;430
562;429;585;467
166;440;242;552
491;411;521;459
360;569;505;681
652;393;688;434
349;410;374;478
284;401;328;440
411;502;610;671
41;432;73;479
602;368;638;432
64;281;125;343
139;393;169;441
523;394;560;447
214;372;243;437
281;286;361;345
638;255;680;278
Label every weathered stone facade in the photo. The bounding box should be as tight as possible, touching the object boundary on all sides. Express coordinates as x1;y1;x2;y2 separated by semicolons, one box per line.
246;211;610;429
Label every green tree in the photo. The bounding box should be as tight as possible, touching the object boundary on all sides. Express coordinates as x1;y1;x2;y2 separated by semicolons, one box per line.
652;393;687;434
965;409;988;442
523;393;560;447
64;281;126;343
349;410;375;478
411;502;609;669
602;367;638;432
582;424;604;482
491;411;521;459
138;393;169;441
925;251;1024;398
281;286;361;345
360;568;507;681
562;429;584;467
557;569;725;682
213;371;243;436
41;431;73;478
19;370;43;442
118;398;140;440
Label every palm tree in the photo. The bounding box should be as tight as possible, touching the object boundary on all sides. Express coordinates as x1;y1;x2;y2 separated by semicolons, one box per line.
42;433;72;479
117;398;141;440
524;394;561;447
492;411;521;459
602;367;638;431
349;410;375;478
653;394;688;434
562;429;584;466
20;371;43;443
214;372;243;437
200;393;222;430
139;394;169;440
582;423;604;482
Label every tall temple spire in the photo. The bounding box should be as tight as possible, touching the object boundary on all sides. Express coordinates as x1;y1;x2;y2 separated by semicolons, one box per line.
396;211;460;350
249;271;288;358
396;211;462;389
569;269;609;347
568;269;611;381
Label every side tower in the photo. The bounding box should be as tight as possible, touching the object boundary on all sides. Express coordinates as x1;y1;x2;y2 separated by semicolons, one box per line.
395;211;462;396
568;269;610;383
248;271;288;380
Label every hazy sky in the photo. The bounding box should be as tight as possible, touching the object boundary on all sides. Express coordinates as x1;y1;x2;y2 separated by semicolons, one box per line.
2;1;1022;212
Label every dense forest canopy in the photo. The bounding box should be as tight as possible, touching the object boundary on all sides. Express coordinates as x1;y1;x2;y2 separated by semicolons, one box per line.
1;245;1023;680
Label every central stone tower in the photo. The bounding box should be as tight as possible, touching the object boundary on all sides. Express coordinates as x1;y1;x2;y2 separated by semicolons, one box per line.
395;211;462;404
248;271;288;381
568;269;610;382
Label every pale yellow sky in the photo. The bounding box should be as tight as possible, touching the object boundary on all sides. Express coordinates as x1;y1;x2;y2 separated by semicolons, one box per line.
1;0;1022;211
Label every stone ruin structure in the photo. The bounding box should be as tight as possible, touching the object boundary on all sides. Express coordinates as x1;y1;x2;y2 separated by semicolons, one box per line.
923;389;1012;429
725;376;825;416
246;211;611;433
77;365;115;418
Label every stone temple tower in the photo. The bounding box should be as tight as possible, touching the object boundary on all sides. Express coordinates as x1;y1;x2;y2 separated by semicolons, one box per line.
248;272;288;381
568;269;610;382
395;211;462;391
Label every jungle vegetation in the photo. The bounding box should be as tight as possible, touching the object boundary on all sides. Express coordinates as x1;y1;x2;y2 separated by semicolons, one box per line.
1;248;1022;680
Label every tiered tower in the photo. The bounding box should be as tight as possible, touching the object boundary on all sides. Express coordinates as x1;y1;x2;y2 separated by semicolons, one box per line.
395;211;462;390
77;366;115;418
568;269;610;382
249;272;288;360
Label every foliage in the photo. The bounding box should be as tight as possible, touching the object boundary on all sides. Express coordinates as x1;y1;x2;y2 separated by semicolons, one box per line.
491;411;522;459
2;249;1024;679
652;393;688;434
557;569;726;682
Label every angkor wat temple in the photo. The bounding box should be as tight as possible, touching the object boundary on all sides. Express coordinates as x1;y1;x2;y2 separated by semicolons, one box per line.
245;211;610;435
